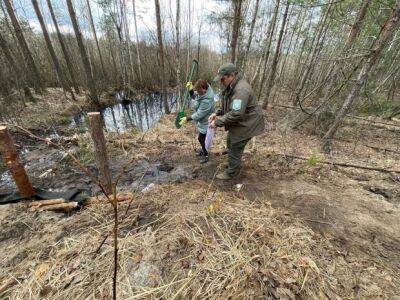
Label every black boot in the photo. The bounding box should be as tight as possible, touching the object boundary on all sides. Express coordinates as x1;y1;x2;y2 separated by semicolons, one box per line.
196;149;204;156
200;156;209;164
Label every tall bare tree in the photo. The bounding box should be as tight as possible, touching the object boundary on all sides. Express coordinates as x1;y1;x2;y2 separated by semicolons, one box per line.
46;0;80;94
320;0;371;103
132;0;143;84
154;0;170;114
176;0;181;101
322;0;400;153
66;0;99;105
251;0;280;86
241;0;260;70
86;0;107;82
293;0;333;105
3;0;43;93
230;0;243;64
0;31;33;100
31;0;76;101
261;0;290;108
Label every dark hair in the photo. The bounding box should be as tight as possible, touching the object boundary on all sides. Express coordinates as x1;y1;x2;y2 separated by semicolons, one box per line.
194;79;208;90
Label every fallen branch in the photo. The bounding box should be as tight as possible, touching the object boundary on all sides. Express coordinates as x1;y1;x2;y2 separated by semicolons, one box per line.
334;138;400;154
348;114;400;129
37;202;78;212
272;104;400;131
278;153;400;174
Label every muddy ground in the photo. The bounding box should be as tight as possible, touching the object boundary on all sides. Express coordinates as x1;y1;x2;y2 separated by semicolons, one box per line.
0;94;400;299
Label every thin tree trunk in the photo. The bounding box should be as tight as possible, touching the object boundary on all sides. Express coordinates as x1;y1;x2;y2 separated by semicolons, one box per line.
0;31;33;100
112;0;127;88
261;0;290;108
3;0;43;93
186;0;192;77
294;0;333;105
252;0;280;88
278;10;302;86
46;0;80;94
322;0;400;153
106;30;119;84
308;0;371;118
176;0;181;103
344;0;371;53
197;18;202;66
31;0;76;101
66;0;99;105
86;0;107;83
132;0;143;84
289;13;312;95
122;0;134;86
242;0;260;70
230;0;243;64
154;0;170;114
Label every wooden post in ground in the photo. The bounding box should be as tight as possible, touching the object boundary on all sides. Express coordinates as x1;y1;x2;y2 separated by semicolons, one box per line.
87;112;112;194
0;126;35;197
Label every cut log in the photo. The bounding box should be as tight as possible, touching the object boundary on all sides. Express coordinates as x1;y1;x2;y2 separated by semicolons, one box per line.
30;198;66;207
0;126;34;197
87;112;112;194
38;202;78;212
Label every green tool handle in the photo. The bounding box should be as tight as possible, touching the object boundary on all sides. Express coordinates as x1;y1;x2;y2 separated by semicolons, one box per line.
180;59;198;112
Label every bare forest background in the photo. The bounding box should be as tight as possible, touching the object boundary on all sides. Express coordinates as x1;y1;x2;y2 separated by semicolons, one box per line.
0;0;400;150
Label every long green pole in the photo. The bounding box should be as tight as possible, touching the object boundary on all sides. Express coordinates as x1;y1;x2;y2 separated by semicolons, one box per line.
175;59;198;128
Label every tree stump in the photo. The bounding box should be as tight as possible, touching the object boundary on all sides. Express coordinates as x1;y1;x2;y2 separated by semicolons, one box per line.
87;112;112;194
0;126;34;197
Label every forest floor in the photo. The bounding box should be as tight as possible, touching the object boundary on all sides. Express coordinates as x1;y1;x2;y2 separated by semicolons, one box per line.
0;92;400;299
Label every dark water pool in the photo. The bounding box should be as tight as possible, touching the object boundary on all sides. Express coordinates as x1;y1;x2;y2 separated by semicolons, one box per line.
71;93;178;133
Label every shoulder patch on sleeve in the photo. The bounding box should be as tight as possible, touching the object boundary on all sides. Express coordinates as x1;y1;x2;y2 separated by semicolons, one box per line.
232;99;242;111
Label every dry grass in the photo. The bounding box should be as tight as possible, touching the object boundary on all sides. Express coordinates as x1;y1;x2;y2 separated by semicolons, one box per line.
1;111;400;299
1;180;398;299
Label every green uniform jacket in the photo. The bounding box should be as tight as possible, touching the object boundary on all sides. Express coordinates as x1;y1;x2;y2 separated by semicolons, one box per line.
190;85;215;134
215;74;265;143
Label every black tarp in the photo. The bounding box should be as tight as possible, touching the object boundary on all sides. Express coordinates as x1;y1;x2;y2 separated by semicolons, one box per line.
0;187;90;206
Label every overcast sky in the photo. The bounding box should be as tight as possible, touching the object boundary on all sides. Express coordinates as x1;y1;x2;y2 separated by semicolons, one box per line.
8;0;229;53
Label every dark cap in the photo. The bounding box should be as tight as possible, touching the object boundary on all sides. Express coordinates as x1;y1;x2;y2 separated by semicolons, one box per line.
213;63;238;82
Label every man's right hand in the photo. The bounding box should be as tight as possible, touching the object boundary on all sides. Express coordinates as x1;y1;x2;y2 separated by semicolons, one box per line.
208;113;217;122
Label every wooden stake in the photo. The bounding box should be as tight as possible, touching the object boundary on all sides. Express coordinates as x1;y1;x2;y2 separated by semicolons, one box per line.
87;112;112;194
0;126;34;197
